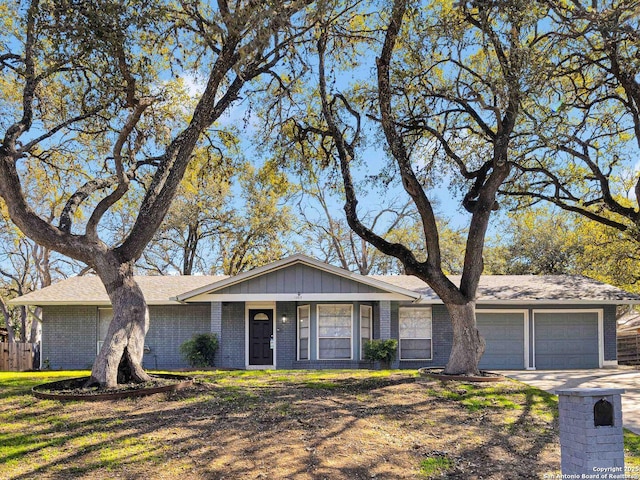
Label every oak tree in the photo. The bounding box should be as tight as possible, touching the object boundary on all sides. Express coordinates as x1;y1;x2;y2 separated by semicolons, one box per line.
288;0;557;374
503;0;640;248
0;0;311;386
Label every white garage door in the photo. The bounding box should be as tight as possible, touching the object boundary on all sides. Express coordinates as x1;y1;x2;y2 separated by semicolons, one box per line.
476;311;526;370
534;311;600;369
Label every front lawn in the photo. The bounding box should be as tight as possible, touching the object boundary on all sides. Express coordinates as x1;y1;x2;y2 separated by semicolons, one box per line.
0;369;637;479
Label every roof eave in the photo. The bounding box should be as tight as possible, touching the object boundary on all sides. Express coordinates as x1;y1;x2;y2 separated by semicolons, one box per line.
8;300;186;307
474;299;640;305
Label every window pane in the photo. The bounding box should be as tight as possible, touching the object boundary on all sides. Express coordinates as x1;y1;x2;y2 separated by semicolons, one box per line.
400;339;432;359
298;305;310;360
299;338;308;360
318;305;352;359
399;308;432;339
98;309;113;340
319;325;351;337
319;338;351;359
360;305;372;360
318;305;351;338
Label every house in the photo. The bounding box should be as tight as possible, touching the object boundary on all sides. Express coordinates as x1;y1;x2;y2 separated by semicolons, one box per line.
10;254;640;371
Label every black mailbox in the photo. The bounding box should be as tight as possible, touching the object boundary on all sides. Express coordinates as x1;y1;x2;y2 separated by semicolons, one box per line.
594;398;614;427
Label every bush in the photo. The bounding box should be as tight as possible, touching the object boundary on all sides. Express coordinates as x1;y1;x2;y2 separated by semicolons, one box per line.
179;333;219;368
363;339;398;364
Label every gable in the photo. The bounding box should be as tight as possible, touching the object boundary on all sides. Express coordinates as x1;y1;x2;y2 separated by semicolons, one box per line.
176;255;420;302
216;263;386;295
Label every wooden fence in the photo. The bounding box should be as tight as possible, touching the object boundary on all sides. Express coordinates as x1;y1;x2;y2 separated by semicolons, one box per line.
617;334;640;366
0;342;36;371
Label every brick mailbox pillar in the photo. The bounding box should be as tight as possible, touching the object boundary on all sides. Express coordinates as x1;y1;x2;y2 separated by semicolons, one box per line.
557;388;625;476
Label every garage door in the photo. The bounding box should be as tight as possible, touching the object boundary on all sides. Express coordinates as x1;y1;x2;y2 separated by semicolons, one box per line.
534;311;599;369
476;311;526;369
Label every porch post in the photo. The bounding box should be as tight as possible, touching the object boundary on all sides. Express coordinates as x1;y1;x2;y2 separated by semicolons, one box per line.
379;301;391;340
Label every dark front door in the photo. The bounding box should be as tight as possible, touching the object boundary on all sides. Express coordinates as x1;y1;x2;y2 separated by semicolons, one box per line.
249;309;274;365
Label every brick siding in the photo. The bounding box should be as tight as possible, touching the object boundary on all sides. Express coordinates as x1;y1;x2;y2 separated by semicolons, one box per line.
220;302;245;369
42;305;98;370
144;304;211;369
276;302;297;368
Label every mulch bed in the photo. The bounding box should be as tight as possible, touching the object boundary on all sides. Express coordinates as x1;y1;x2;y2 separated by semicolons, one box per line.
32;373;193;401
418;367;506;382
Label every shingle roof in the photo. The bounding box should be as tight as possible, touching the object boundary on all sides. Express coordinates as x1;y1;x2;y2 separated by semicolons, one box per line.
372;274;640;304
10;275;227;306
9;258;640;306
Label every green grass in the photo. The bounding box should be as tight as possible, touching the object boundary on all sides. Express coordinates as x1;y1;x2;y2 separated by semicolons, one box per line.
419;456;454;477
428;382;551;414
2;369;640;478
0;370;90;399
625;429;640;467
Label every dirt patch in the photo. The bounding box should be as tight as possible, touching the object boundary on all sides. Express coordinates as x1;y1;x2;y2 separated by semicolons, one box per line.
2;371;560;479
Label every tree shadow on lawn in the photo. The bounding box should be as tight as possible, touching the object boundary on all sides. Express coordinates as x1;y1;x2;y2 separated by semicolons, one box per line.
436;382;559;478
2;374;560;479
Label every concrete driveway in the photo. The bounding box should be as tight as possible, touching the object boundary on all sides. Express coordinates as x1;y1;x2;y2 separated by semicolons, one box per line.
498;368;640;434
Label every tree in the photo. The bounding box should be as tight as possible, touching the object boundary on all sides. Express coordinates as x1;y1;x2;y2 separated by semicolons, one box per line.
284;0;557;374
0;0;311;387
215;162;297;275
484;207;640;294
0;182;83;344
296;170;466;274
502;0;640;250
140;147;237;275
483;208;585;275
143;157;297;276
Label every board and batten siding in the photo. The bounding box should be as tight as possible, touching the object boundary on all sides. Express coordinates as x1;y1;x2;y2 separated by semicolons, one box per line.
214;264;387;295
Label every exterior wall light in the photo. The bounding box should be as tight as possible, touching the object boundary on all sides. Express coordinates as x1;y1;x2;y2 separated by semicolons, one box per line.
282;314;288;324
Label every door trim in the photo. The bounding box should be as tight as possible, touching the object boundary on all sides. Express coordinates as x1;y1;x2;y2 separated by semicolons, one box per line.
531;309;603;369
245;302;276;369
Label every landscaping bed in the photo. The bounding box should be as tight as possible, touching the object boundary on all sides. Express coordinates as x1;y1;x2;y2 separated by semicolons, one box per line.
31;374;193;401
0;369;637;479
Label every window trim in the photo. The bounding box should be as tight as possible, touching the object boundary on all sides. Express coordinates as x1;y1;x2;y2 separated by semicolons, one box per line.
316;304;353;360
360;305;372;360
398;307;433;361
297;304;310;361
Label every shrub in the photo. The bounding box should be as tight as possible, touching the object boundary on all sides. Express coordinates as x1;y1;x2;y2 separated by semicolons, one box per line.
179;333;219;368
363;339;398;364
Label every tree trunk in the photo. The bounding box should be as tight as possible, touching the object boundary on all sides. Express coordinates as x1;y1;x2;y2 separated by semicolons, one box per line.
89;261;152;388
443;302;485;376
0;297;15;343
20;306;27;342
28;309;40;344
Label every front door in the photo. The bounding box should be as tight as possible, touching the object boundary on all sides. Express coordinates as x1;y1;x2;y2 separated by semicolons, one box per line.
249;309;274;366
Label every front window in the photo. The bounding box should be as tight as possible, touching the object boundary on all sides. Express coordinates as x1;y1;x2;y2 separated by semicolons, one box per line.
298;305;310;360
399;307;432;360
317;304;352;360
97;308;113;355
360;305;372;360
